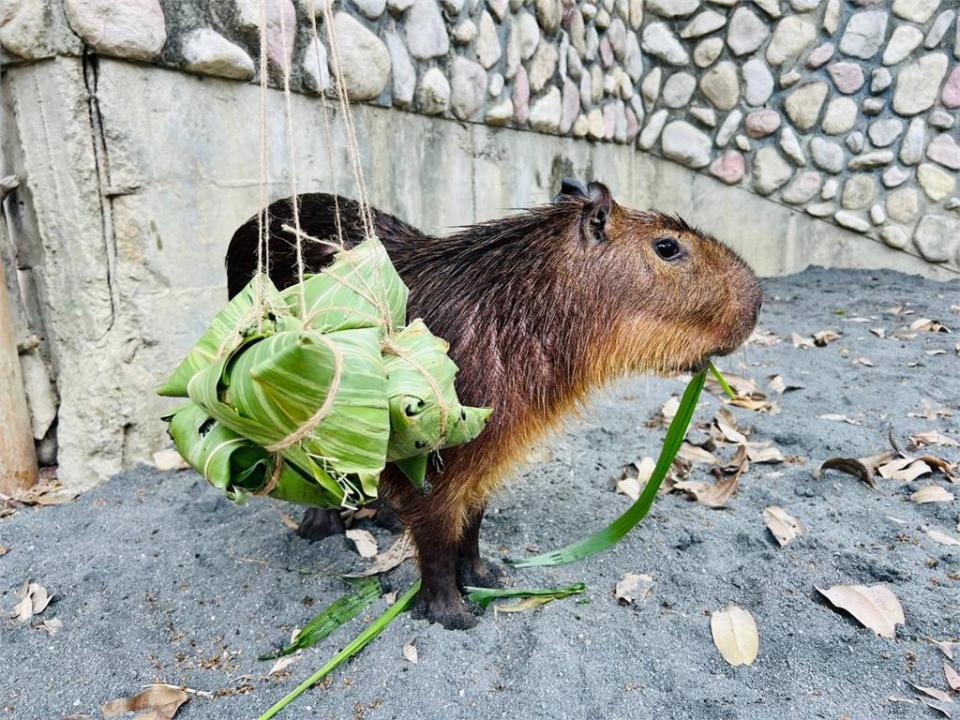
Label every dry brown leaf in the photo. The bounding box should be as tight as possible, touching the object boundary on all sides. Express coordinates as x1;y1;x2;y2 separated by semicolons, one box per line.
0;545;9;557
816;584;904;639
763;506;805;547
705;372;760;397
910;683;954;704
817;413;861;425
935;640;957;661
870;327;886;338
748;328;781;346
40;617;63;636
268;653;301;676
923;698;957;718
911;432;960;449
383;591;398;605
713;408;748;445
615;476;641;502
102;685;189;720
345;529;378;559
926;528;960;546
766;375;804;395
615;458;655;502
343;532;416;577
279;512;301;531
747;443;785;464
12;581;52;622
884;459;933;483
945;664;960;692
678;442;719;465
819;451;895;489
495;596;556;613
710;605;759;666
911;486;955;504
910;318;950;333
814;329;842;346
852;357;875;367
674;472;740;508
614;573;654;605
402;642;418;664
152;449;188;471
661;396;680;423
792;333;815;349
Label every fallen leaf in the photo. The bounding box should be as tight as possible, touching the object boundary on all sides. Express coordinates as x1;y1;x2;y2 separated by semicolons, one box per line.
911;486;955;504
403;642;418;664
345;529;378;558
945;664;960;692
713;408;748;445
792;333;815;349
746;443;784;464
0;546;9;557
661;396;680;423
926;529;960;546
910;401;955;420
674;473;740;508
704;372;760;397
40;617;62;636
819;452;895;488
677;442;719;465
814;329;842;346
711;605;759;666
383;591;397;605
922;698;957;718
909;683;954;704
852;357;875;367
615;476;641;502
910;318;950;333
343;532;416;577
766;375;804;395
268;653;301;676
152;449;188;471
763;506;805;547
935;640;957;661
883;459;933;483
870;327;886;338
279;512;301;531
102;684;189;720
748;328;781;346
12;581;52;622
911;432;960;449
817;413;861;425
816;584;904;639
615;458;656;502
614;573;655;605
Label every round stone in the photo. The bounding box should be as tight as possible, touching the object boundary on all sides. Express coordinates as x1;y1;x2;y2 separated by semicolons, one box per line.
807;43;835;69
893;53;949;115
925;11;955;50
900;118;927;164
742;58;774;106
929;110;955;129
638;109;669;150
917;162;956;200
624;31;644;80
641;67;662;108
784;82;828;131
716;109;742;147
867;118;904;147
700;61;739;111
766;16;816;66
810;137;845;173
527;41;558;93
942;66;960;108
846;131;864;154
882;166;911;188
745;109;781;138
641;22;689;65
450;56;487;121
839;10;889;60
512;65;530;123
477;12;501;67
333;13;391;100
869;203;885;225
826;62;865;94
821;97;858;135
529;86;562;133
727;7;769;56
516;10;539;60
882;25;923;66
886;187;919;223
849;149;894;169
405;0;449;59
892;0;940;24
662;72;697;107
870;67;892;93
645;0;701;19
680;9;725;39
709;150;745;185
693;37;723;68
302;36;331;93
453;20;477;45
779;126;806;165
689;106;716;127
806;202;836;218
559;78;580;133
418;67;450;114
841;174;875;210
182;28;254;80
64;0;166;61
880;225;909;250
661;120;713;168
781;170;822;205
913;214;960;263
752;146;793;195
927;134;960;170
821;178;839;200
834;211;871;233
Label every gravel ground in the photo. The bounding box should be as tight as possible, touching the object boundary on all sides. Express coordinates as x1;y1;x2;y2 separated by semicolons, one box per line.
2;267;959;720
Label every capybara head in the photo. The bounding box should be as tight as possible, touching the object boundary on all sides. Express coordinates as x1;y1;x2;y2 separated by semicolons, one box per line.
550;179;762;376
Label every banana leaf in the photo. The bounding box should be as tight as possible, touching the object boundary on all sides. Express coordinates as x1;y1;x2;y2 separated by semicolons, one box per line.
187;328;390;494
383;320;491;462
158;274;281;397
284;237;409;333
167;403;344;507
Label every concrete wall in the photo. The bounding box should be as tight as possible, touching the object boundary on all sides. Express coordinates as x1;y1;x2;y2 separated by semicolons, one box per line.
1;0;958;490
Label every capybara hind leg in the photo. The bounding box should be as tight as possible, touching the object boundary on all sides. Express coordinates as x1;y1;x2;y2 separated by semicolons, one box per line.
409;520;478;630
296;508;344;540
456;504;505;590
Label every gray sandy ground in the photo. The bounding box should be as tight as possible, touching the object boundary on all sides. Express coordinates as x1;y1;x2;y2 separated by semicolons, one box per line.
2;267;959;720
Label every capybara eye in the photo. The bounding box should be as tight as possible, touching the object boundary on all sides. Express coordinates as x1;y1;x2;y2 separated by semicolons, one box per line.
653;237;683;261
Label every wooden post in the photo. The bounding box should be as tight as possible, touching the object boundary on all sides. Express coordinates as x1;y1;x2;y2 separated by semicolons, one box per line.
0;185;38;495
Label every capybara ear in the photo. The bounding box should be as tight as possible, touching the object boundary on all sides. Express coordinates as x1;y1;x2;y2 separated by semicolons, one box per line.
584;181;612;242
553;177;589;203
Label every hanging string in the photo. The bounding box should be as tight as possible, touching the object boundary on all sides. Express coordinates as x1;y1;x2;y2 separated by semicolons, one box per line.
276;3;307;318
255;0;271;329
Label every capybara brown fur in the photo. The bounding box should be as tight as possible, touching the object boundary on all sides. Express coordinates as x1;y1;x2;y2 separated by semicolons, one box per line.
225;180;762;629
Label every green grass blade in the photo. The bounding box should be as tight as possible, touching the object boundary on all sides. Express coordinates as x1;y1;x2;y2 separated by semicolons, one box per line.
257;579;421;720
708;362;737;399
258;578;383;660
511;370;707;568
465;582;586;609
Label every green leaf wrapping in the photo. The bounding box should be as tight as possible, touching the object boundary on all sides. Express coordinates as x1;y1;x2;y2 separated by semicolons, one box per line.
158;274;282;397
383;319;491;462
287;236;409;333
168;403;343;507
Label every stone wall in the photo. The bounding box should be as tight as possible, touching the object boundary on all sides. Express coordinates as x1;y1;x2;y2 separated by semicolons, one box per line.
1;0;959;490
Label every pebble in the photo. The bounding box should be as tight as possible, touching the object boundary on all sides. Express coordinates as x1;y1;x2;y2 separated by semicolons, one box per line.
913;214;960;263
745;109;780;138
886;187;919;223
661;120;713;168
752;146;793;195
699;61;739;111
839;10;888;60
641;22;689;65
917;163;956;201
662;72;697;108
406;0;449;59
781;170;822;205
766;16;816;66
893;53;949;116
334;13;391;101
182;28;254;80
709;150;745;185
727;7;769;56
743;58;774;106
64;0;166;61
784;82;828;131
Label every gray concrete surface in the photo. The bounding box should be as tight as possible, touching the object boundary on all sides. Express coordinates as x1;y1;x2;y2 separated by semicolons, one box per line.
1;265;959;720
